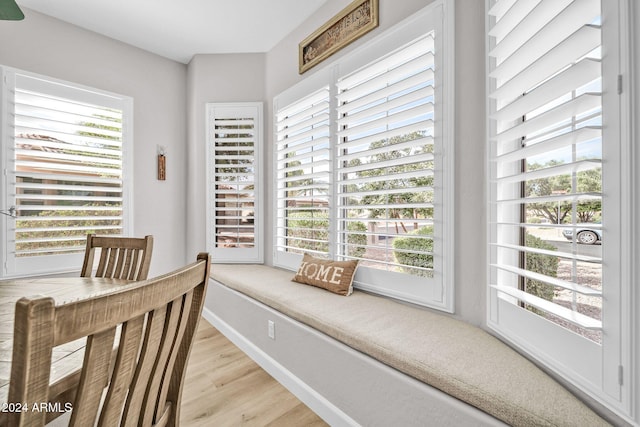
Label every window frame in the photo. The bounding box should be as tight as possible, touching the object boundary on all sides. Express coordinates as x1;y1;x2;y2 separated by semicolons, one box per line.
0;66;133;278
485;0;636;421
273;1;455;312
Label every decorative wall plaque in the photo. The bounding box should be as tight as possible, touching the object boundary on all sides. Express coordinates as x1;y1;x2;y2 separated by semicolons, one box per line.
299;0;379;74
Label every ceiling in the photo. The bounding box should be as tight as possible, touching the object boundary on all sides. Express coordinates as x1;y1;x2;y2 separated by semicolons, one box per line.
16;0;328;64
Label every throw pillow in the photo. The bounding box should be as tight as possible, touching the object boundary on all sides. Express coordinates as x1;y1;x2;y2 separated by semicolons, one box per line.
292;254;358;296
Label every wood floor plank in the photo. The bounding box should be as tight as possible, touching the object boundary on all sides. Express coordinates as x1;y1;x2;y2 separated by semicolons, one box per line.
181;320;328;427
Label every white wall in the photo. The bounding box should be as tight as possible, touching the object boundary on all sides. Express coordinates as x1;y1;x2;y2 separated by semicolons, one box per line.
0;8;188;276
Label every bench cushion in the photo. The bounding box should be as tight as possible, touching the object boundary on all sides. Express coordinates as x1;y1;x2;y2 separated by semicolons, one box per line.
211;264;609;427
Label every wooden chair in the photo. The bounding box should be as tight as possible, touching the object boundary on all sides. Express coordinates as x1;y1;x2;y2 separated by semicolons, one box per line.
81;234;154;280
7;253;211;427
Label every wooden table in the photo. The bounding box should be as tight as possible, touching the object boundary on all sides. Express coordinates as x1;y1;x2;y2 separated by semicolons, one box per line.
0;277;132;405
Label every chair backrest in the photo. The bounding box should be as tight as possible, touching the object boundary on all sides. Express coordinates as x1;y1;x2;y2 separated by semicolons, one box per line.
81;234;154;281
7;253;211;427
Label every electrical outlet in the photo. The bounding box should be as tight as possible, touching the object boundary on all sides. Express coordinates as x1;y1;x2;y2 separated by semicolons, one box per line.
268;320;275;340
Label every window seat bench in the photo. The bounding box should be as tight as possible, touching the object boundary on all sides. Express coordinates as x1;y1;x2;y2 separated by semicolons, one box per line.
203;264;609;427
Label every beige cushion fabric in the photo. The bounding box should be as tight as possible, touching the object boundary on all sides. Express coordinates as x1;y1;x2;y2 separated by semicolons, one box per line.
211;264;609;427
292;253;358;296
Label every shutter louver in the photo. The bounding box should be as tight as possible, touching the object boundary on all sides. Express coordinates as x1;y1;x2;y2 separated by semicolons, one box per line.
335;34;436;276
275;87;331;257
206;103;263;263
488;0;603;339
272;2;454;310
211;117;257;249
11;74;125;258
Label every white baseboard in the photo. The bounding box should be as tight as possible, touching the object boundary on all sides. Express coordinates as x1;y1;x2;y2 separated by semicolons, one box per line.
201;307;360;427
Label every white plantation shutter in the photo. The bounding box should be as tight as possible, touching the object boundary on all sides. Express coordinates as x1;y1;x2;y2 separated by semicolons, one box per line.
274;86;331;266
273;1;454;310
2;70;131;277
336;35;436;277
487;0;630;411
206;103;263;263
488;0;602;332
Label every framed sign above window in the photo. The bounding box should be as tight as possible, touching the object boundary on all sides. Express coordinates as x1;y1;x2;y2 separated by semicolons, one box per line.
299;0;378;74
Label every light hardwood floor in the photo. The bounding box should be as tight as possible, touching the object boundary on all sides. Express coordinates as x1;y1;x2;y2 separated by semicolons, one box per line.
180;320;329;427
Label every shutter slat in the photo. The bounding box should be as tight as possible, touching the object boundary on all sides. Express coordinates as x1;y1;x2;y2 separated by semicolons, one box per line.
340;185;433;199
337;70;434;116
338;121;433;151
16;149;122;167
340;169;434;186
340;152;434;175
492;285;602;330
280;170;329;183
337;36;434;91
492;242;601;264
337;86;434;128
276;102;329;130
489;0;572;61
339;136;433;163
489;0;600;83
497;159;601;183
276;124;330;147
214;119;255;127
496;126;600;162
276;89;330;120
339;104;434;139
488;0;542;41
278;136;330;157
490;25;600;103
16;182;122;193
494;93;600;143
492;58;601;123
277;148;330;166
15;135;123;156
15;103;122;132
497;192;600;205
18;225;122;234
337;53;434;104
16;194;122;203
488;0;517;19
493;264;601;296
277;112;329;136
15;205;122;212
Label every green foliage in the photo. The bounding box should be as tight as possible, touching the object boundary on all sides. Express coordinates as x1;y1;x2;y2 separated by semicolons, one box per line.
286;211;329;253
392;226;433;276
526;161;602;224
78;115;122;142
345;221;367;258
285;211;366;258
353;131;434;222
16;207;121;256
524;233;557;306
